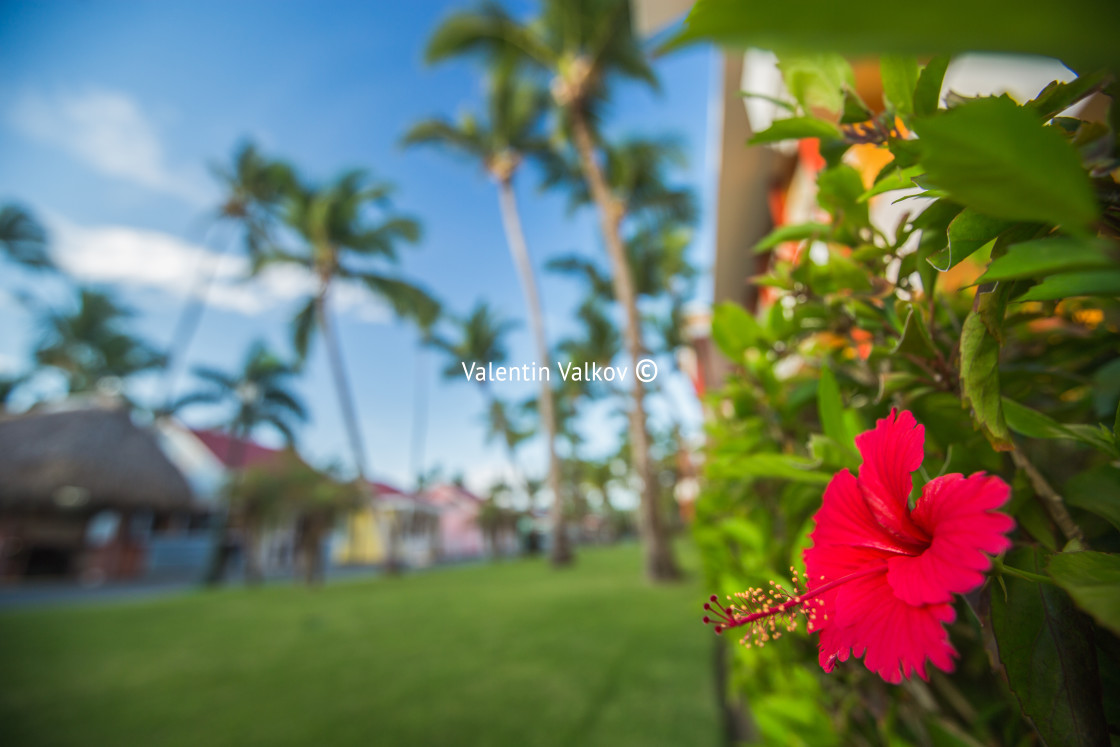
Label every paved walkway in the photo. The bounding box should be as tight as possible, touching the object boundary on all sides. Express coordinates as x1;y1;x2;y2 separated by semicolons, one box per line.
0;556;504;611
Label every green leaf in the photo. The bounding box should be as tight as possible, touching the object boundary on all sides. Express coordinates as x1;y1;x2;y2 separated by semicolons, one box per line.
893;306;939;358
989;547;1110;747
960;309;1011;450
1002;398;1119;457
816;164;870;231
979;237;1116;282
711;302;763;360
928;209;1016;272
1115;399;1119;449
913;56;950;118
817;365;857;461
926;718;987;747
718;517;765;553
913;97;1099;230
748;117;841;145
1018;270;1120;301
808;434;854;471
880;56;920;119
755;222;830;252
1026;70;1111;121
1048;551;1120;637
664;1;1120;78
859;165;922;202
1064;466;1120;532
739;90;797;112
708;452;834;484
777;53;853;115
1114;399;1119;449
839;89;871;125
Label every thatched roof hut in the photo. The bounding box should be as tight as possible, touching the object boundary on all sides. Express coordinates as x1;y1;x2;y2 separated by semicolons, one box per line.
0;405;194;511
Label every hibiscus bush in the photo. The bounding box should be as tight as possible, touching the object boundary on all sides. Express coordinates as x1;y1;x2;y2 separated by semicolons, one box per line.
687;28;1120;747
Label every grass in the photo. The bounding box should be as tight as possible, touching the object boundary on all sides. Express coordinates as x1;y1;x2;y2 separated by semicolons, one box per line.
0;543;719;746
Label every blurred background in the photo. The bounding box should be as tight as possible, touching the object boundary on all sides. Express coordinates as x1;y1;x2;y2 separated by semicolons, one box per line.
4;1;1114;745
0;2;721;745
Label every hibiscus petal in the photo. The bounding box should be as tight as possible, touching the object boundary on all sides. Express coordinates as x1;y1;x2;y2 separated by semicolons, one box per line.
855;410;929;547
887;473;1013;606
823;571;957;683
807;469;918;561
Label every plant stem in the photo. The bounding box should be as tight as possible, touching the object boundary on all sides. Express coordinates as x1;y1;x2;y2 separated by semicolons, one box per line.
1009;445;1087;548
993;557;1054;586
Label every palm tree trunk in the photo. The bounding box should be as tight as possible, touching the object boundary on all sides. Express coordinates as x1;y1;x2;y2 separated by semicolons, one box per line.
315;284;384;573
315;286;369;482
496;179;572;567
569;113;680;582
409;342;430;485
160;224;222;411
480;383;532;506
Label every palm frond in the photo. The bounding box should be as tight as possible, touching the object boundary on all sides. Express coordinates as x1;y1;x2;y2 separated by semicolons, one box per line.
402;118;489;159
168;390;225;413
360;273;441;328
426;3;556;69
0;204;53;271
262;388;309;423
292;297;318;365
545;254;614;300
192;366;239;390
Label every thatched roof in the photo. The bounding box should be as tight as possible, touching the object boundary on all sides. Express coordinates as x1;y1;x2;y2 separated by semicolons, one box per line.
0;406;194;511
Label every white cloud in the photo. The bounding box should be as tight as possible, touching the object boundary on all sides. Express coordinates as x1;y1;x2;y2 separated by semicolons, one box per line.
7;88;210;204
47;216;391;323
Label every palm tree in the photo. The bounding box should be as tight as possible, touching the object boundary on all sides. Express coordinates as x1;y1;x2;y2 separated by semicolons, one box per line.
0;203;53;272
162;142;294;407
404;60;573;565
426;1;682;578
484;396;533;474
171;340;307;584
35;288;164;396
428;302;534;493
260;169;438;488
173;341;307;450
408;302;442;491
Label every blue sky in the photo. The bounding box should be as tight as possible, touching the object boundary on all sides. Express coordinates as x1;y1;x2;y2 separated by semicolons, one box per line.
0;0;715;499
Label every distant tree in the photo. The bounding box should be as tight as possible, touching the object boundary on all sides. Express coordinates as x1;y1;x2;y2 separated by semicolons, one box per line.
475;495;518;558
35;288;164;396
231;453;362;586
260;169;438;489
428;301;532;493
171;340;307;584
407;302;442;489
162;142;294;405
426;0;683;580
173;340;307;449
405;58;572;565
0;203;53;272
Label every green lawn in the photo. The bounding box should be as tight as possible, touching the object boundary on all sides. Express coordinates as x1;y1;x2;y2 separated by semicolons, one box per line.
0;543;719;746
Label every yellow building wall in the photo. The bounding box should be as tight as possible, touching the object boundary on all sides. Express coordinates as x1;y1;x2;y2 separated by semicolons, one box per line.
332;506;386;565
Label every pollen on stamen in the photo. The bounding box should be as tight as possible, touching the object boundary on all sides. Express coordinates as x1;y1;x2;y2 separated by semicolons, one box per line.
702;574;816;649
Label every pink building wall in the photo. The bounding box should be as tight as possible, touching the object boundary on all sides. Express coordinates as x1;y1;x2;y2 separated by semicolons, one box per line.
422;485;485;559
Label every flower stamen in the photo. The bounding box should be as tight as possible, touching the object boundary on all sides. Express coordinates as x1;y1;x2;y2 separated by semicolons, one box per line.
702;565;883;646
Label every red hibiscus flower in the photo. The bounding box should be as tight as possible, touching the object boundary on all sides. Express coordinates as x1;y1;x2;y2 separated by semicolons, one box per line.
704;409;1014;683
